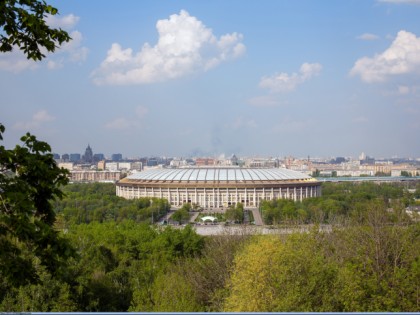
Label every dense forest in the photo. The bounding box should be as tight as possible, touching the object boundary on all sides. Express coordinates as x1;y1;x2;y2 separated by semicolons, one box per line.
1;181;419;312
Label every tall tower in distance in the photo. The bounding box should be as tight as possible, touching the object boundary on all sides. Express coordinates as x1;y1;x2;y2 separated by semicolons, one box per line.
83;144;93;163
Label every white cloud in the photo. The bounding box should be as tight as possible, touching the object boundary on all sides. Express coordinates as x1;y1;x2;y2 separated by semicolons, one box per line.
13;110;55;130
92;10;246;85
0;49;39;73
0;14;87;73
357;33;380;41
58;30;89;62
47;60;63;70
350;30;420;83
46;13;80;29
259;63;322;93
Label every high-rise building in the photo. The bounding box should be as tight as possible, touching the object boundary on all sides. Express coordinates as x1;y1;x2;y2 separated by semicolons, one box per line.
62;153;69;162
93;153;105;162
112;153;122;161
83;144;93;163
69;153;81;163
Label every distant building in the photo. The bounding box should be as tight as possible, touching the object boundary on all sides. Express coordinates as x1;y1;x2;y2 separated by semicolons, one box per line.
70;170;121;183
118;162;132;170
62;154;69;162
245;158;279;168
97;160;106;170
93;153;105;162
331;157;346;164
112;153;122;162
83;144;93;163
53;153;60;160
196;158;216;167
147;158;158;167
170;159;188;167
105;162;119;171
131;161;142;171
58;162;74;171
230;154;238;166
69;153;81;163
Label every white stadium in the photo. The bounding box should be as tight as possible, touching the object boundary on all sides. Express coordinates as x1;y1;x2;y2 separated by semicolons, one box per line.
116;167;321;208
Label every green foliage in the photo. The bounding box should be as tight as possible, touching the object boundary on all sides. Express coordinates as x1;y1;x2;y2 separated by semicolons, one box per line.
225;203;244;223
224;219;420;312
260;199;299;224
223;232;338;312
0;268;77;312
415;183;420;199
150;269;203;312
260;182;415;225
148;233;250;312
0;126;75;289
54;183;170;225
324;201;419;311
51;221;203;312
171;205;190;225
0;0;71;60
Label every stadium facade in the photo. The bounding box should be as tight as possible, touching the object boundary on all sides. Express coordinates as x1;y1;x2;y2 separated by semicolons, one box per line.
116;167;321;208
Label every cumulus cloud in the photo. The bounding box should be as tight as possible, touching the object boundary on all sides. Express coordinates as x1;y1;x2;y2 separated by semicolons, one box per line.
357;33;380;41
13;110;55;130
0;50;39;73
259;63;322;93
46;13;80;29
0;14;87;73
350;30;420;83
92;10;246;85
59;30;89;62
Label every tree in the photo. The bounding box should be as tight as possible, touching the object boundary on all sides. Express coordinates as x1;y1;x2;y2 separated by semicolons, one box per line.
0;0;71;60
171;207;190;225
223;233;338;312
225;203;244;224
0;124;75;287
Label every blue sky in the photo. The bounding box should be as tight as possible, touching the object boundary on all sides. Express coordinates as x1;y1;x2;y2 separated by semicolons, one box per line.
1;0;420;159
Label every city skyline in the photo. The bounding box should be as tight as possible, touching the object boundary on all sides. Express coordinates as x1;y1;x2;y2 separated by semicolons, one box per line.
1;1;420;158
55;143;420;162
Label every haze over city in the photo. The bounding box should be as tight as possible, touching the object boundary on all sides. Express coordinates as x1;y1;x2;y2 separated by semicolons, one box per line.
1;0;420;158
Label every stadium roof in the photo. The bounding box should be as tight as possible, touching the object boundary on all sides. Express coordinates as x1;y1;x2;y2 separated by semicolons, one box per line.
125;168;313;183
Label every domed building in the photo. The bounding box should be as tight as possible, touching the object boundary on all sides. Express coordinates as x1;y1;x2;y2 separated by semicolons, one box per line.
116;167;321;208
